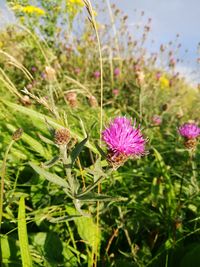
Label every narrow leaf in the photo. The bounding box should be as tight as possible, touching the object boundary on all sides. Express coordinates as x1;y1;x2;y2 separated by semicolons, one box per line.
30;162;69;189
70;135;89;166
18;196;32;267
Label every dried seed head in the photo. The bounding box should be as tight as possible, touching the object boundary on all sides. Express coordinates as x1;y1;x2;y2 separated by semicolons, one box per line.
106;150;128;170
184;138;198;150
12;128;23;141
88;95;98;107
64;92;78;108
45;66;56;81
54;128;70;145
20;95;32;106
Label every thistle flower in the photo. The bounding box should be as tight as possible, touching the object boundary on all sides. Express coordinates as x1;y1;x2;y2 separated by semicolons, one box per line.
178;123;200;150
152;115;162;126
179;123;200;139
114;67;120;77
113;89;119;96
102;117;147;168
93;71;101;79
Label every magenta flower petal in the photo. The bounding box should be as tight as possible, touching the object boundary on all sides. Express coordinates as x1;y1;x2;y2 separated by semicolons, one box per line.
102;117;146;158
178;123;200;139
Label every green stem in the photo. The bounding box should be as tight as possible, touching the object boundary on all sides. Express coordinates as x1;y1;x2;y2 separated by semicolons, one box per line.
0;140;15;230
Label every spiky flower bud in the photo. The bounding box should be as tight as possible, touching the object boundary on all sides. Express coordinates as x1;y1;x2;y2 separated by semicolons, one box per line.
12;128;23;141
64;92;78;108
54;128;70;145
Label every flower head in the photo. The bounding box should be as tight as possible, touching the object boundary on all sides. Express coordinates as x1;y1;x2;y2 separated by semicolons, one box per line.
152;115;162;126
113;89;119;96
94;71;100;79
159;76;169;89
114;67;120;77
102;117;146;167
178;123;200;139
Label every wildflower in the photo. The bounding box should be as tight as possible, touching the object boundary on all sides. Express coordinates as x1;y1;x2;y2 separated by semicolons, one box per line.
114;67;120;77
66;0;84;17
54;128;70;146
152;115;162;126
179;123;200;139
74;68;81;75
67;0;84;7
31;66;37;72
102;117;147;168
93;71;101;79
113;89;119;96
159;76;169;89
178;123;200;150
13;4;45;16
155;72;162;81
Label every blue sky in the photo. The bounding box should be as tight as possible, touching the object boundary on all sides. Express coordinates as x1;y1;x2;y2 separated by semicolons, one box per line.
0;0;199;83
113;0;200;83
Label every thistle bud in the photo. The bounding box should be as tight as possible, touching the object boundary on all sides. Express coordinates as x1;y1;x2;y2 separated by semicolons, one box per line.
64;92;78;108
12;128;23;141
54;128;70;145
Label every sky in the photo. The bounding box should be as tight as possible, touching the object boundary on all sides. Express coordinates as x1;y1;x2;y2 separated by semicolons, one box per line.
0;0;199;83
113;0;200;83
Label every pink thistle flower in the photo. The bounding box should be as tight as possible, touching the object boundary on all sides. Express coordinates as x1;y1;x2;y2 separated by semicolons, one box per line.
102;117;147;168
93;71;100;79
152;115;162;126
155;72;162;81
114;67;120;76
179;123;200;139
113;89;119;96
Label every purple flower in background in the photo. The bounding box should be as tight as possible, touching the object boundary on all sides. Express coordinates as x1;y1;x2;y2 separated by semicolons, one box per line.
113;89;119;96
74;68;81;75
155;72;162;81
94;71;100;79
178;123;200;139
102;117;146;161
152;115;162;126
114;67;120;76
31;66;37;72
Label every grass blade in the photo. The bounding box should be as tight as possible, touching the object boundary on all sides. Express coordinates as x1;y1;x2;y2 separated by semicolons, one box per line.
18;196;32;267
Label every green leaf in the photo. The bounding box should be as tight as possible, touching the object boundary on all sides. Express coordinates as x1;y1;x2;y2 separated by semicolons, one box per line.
42;155;60;168
18;196;32;267
0;235;21;266
70;135;88;166
66;206;100;251
30;162;70;190
77;192;128;202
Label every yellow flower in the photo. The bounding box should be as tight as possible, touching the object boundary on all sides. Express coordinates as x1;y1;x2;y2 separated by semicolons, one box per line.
159;76;169;89
12;4;45;16
67;0;84;7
